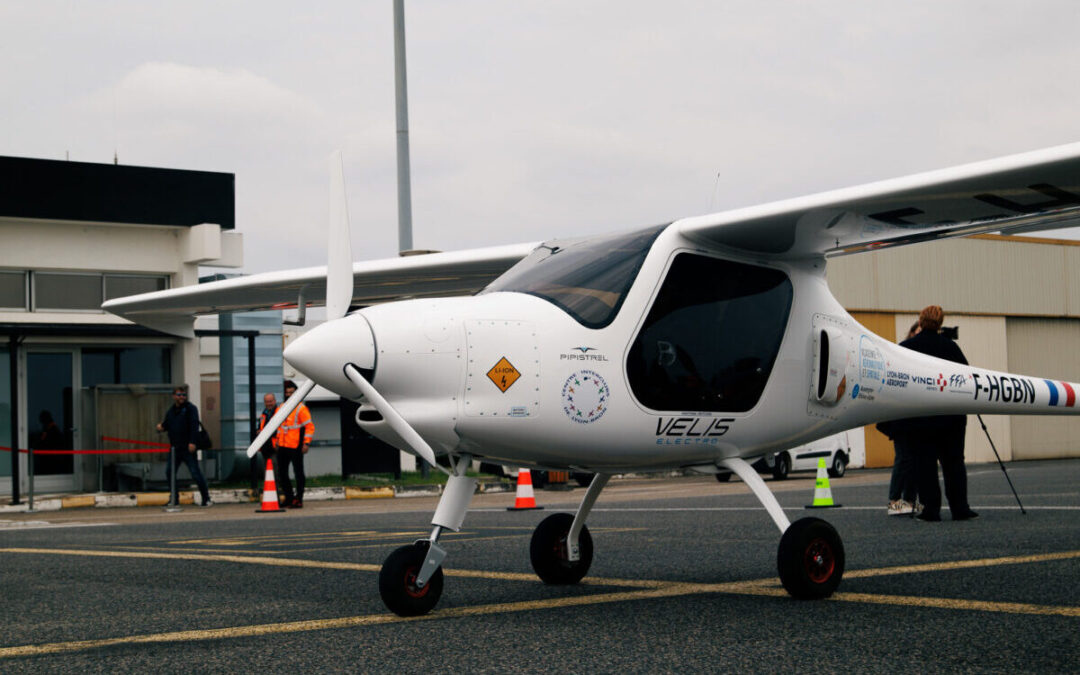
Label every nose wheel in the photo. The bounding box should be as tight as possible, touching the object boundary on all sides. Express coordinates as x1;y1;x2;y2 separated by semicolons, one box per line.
379;542;444;616
777;517;844;599
530;512;594;584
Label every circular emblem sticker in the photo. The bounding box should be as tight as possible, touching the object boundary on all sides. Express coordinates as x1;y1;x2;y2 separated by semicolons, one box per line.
562;370;609;424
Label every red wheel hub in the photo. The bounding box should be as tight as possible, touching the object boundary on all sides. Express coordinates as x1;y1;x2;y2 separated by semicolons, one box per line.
803;537;835;583
403;565;430;598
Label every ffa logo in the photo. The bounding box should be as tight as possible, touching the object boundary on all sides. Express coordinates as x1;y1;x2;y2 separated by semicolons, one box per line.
561;370;608;424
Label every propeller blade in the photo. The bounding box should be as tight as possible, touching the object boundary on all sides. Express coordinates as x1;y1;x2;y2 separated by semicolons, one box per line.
343;363;448;474
245;379;316;458
326;150;354;321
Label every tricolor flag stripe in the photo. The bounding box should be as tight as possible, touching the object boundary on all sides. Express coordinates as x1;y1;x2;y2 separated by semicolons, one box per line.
1044;379;1076;407
1045;379;1059;406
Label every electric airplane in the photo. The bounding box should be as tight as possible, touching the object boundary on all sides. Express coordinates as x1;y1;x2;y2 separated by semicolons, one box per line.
104;143;1080;616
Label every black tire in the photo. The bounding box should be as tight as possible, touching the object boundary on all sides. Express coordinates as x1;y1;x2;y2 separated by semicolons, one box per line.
531;469;548;489
828;452;847;478
530;512;592;584
772;453;790;480
573;472;594;488
777;517;844;599
379;543;444;616
714;471;732;482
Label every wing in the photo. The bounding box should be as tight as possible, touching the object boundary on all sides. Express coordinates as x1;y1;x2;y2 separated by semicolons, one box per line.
102;242;537;337
677;141;1080;258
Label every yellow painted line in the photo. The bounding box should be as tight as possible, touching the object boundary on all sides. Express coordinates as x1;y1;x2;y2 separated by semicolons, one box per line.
830;592;1080;617
1;547;1078;658
60;495;96;509
0;584;710;659
842;549;1080;579
134;492;193;507
344;486;395;500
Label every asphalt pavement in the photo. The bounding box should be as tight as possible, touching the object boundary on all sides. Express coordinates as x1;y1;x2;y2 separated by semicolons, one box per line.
1;460;1077;672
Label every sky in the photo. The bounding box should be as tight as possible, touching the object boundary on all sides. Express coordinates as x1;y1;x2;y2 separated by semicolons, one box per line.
3;1;1080;275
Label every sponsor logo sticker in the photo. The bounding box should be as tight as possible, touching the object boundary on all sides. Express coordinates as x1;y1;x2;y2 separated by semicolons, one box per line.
561;370;609;424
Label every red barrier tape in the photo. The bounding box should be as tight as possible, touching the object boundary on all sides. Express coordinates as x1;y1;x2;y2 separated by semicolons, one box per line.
0;446;169;455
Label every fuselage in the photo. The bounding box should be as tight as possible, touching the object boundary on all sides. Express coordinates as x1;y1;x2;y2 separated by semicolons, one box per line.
285;223;1080;473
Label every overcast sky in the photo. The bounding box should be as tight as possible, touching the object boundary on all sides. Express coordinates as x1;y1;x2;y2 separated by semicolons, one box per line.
3;2;1080;274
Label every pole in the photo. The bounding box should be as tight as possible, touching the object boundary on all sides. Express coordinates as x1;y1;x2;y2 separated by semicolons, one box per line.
164;442;181;513
8;336;19;505
976;414;1026;514
393;0;414;253
248;334;257;490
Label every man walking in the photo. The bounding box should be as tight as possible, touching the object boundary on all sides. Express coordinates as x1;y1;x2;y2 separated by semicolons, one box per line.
156;386;212;507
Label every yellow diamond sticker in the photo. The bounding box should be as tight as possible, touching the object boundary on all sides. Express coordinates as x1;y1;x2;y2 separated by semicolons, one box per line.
487;357;521;393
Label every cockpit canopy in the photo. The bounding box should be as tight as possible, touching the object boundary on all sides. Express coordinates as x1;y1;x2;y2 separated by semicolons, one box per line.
482;225;667;328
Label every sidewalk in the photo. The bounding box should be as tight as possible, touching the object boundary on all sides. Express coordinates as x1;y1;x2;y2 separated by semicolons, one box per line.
0;480;517;514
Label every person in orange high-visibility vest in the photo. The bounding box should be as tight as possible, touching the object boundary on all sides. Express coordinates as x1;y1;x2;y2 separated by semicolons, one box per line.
276;380;315;508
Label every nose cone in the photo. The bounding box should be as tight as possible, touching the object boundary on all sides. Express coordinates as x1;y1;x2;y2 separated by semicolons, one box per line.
284;314;376;397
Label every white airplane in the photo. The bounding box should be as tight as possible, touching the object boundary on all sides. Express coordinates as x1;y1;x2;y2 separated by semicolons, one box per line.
105;143;1080;616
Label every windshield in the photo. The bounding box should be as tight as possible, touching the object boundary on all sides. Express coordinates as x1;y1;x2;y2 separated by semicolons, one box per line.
482;224;667;328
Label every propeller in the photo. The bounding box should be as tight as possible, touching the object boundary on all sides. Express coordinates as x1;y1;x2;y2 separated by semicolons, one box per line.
245;152;353;459
343;363;448;474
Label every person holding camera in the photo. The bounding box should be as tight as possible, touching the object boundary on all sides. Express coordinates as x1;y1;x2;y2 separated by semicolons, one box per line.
156;385;212;507
900;306;977;522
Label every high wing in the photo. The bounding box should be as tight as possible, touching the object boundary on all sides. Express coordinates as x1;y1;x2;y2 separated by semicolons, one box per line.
676;141;1080;258
102;242;537;337
104;142;1080;336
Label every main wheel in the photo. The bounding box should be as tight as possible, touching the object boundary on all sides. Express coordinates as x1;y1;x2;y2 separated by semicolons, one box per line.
530;512;593;584
714;471;732;482
772;453;790;480
777;517;844;599
828;452;847;478
379;542;444;616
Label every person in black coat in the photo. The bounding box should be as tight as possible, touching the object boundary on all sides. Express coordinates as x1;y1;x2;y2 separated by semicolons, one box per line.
899;306;978;522
156;386;212;506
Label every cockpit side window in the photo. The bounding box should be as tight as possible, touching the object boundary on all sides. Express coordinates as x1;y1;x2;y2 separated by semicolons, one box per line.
482;225;666;329
627;253;793;413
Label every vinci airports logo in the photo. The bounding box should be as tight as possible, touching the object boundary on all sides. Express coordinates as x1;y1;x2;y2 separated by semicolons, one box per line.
561;370;609;424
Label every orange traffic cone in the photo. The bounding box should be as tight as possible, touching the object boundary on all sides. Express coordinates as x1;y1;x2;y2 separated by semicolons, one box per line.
507;468;543;511
257;459;285;513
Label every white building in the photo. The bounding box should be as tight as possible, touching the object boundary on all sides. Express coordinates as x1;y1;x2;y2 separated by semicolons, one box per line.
0;155;241;498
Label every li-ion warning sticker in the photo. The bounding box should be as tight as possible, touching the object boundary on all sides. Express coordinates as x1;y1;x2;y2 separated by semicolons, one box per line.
487;357;521;393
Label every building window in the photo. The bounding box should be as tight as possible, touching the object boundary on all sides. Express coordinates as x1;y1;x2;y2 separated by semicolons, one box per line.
82;347;171;387
105;275;167;302
0;271;27;310
33;272;103;311
29;272;168;312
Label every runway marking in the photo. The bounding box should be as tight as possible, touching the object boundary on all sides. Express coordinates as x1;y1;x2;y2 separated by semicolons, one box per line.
0;547;1077;658
0;520;115;531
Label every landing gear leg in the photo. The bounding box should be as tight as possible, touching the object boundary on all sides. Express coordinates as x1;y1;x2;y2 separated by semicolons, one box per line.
530;473;610;584
379;454;476;616
718;457;844;599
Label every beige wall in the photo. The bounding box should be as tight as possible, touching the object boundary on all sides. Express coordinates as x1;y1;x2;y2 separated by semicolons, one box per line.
1007;318;1080;459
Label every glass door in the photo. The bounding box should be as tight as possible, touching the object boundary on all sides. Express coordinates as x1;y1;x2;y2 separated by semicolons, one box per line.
25;350;79;492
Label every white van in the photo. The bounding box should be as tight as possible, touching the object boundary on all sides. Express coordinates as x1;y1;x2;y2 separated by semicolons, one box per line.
716;431;852;482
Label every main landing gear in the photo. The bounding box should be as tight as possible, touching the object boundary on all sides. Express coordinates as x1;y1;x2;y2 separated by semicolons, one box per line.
719;457;844;598
378;456;843;616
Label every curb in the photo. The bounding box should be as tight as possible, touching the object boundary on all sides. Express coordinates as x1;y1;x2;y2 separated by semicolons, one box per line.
0;480;519;512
